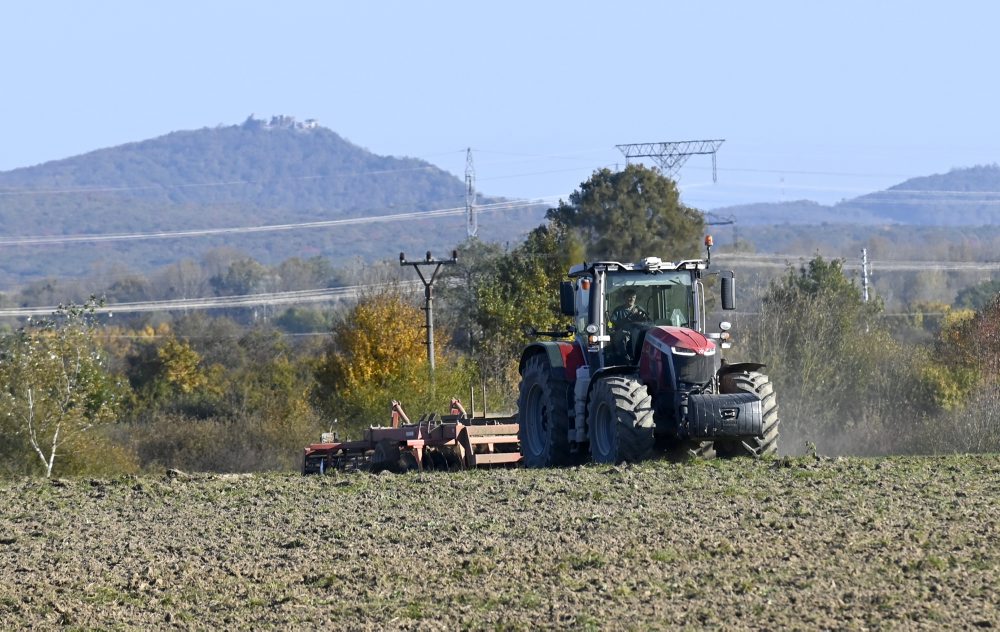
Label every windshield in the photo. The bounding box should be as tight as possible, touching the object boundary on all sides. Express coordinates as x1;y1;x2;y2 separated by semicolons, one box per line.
606;271;694;328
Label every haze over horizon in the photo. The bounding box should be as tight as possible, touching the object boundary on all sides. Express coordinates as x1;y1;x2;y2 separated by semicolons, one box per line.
3;1;999;212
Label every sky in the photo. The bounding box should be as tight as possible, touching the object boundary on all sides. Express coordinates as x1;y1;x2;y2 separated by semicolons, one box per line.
3;1;999;213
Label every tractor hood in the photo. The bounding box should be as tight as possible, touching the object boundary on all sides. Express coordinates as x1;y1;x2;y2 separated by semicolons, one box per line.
639;326;718;392
642;326;716;356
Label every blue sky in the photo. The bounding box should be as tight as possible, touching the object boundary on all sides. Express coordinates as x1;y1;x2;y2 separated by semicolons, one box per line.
2;1;998;211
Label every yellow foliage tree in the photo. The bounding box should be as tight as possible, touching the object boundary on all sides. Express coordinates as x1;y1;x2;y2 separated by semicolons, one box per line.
317;288;473;434
157;338;209;394
324;290;428;394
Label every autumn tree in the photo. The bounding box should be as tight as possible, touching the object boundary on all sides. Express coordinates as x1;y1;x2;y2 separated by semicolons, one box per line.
321;289;427;392
473;224;578;350
546;164;705;261
926;295;1000;404
316;286;473;434
0;302;125;477
125;327;221;411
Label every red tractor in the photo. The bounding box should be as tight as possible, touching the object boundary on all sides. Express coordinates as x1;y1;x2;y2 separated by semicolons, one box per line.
517;243;779;466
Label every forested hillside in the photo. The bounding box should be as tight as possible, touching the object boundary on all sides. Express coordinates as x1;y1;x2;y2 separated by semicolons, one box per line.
0;116;545;285
1;119;996;307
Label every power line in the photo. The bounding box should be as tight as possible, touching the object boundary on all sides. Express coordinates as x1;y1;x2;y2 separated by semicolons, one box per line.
0;197;560;248
1;252;993;318
716;253;1000;272
0;282;425;318
0;164;448;197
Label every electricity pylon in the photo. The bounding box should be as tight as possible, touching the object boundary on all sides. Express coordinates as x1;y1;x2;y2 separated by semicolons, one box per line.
616;139;725;182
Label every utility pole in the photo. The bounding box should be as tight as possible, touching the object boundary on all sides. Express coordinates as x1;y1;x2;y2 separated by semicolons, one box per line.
400;250;458;375
465;148;477;238
861;248;870;303
616;139;725;182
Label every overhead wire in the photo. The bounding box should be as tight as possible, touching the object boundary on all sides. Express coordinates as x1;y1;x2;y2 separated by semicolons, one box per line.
0;281;425;318
0;164;449;197
0;196;562;247
715;253;1000;271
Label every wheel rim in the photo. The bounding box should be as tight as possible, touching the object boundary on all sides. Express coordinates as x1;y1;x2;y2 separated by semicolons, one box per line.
525;383;549;457
593;401;615;458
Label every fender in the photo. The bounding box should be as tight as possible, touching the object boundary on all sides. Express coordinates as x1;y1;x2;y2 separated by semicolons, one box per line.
519;341;585;382
717;361;766;378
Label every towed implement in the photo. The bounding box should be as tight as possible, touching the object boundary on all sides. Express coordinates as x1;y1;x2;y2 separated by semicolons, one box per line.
302;399;520;474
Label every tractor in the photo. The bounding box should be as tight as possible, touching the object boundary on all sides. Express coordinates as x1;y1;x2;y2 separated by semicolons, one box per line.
517;239;779;466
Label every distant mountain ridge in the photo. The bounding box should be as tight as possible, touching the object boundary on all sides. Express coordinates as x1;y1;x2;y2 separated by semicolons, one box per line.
0;116;545;285
1;119;995;287
714;164;1000;226
0;115;468;231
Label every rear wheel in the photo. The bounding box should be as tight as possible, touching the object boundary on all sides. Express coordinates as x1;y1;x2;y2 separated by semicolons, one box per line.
517;354;574;467
588;376;655;464
716;371;780;458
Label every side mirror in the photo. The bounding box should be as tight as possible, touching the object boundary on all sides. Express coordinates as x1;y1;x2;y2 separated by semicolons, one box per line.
720;274;735;310
560;281;575;316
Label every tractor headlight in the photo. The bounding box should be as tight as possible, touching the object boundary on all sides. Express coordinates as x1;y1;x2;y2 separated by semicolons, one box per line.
671;346;715;356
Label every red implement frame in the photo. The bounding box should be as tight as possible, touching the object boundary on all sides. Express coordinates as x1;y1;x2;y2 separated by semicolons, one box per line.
302;399;521;474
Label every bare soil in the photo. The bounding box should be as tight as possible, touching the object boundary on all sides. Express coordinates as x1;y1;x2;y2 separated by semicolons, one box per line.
1;454;998;630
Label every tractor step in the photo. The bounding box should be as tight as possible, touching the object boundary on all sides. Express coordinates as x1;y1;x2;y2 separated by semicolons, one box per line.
469;452;523;466
468;434;519;445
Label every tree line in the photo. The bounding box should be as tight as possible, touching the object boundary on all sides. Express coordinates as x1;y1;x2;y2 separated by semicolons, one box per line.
1;165;997;477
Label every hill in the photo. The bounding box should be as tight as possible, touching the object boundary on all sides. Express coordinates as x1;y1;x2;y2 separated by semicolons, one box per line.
709;199;884;226
714;164;1000;226
0;116;546;286
1;455;997;628
839;163;1000;224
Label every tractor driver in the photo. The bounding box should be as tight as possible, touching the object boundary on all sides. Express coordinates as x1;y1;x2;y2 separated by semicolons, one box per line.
611;289;648;326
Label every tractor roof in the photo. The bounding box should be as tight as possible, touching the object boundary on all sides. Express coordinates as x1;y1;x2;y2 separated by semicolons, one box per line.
568;257;707;277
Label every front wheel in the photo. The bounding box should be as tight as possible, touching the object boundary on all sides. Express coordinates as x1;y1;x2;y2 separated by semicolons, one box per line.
716;371;780;458
588;376;655;464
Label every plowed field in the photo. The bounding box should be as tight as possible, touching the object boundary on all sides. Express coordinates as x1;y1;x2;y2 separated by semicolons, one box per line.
2;455;998;629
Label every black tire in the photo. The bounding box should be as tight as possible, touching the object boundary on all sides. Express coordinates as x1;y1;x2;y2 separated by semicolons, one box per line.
371;440;401;473
517;354;574;468
399;450;419;473
588;376;655;464
716;371;780;458
439;447;463;471
422;449;448;472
